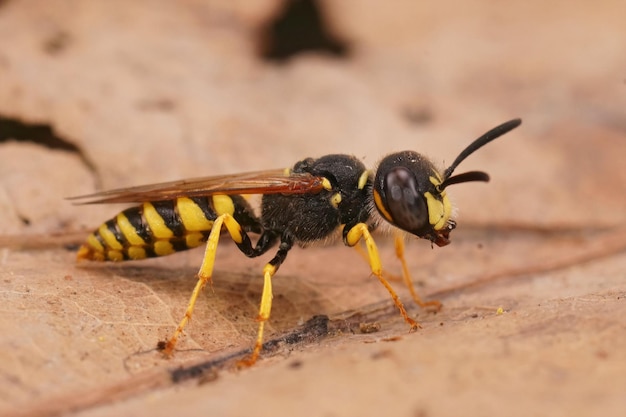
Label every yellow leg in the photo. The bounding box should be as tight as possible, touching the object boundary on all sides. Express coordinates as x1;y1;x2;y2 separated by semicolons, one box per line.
346;224;419;331
394;234;442;311
353;242;403;282
161;213;241;356
238;263;276;367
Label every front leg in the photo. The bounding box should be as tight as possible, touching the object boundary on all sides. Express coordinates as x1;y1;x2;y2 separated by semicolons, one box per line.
344;223;420;331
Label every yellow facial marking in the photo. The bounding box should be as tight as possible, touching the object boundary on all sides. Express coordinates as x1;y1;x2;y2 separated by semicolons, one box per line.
116;213;146;246
283;167;291;176
98;224;123;250
424;192;452;230
321;177;332;190
373;190;393;222
212;195;236;216
127;246;147;260
429;174;443;188
143;203;174;239
177;197;214;231
331;192;342;207
358;170;370;190
154;240;175;256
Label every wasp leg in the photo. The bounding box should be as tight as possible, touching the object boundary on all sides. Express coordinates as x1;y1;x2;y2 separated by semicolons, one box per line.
394;234;442;311
344;223;419;331
238;237;294;367
161;212;265;357
353;243;403;282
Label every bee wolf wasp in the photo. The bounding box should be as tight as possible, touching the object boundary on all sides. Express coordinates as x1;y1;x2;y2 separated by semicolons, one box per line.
71;119;521;365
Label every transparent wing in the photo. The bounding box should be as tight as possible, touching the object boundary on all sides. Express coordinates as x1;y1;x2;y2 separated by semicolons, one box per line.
68;169;324;204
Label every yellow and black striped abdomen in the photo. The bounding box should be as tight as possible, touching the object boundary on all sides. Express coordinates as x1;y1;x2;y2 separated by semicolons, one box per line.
77;195;240;262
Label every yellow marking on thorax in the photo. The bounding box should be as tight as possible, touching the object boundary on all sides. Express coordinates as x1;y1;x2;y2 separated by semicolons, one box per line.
358;170;370;190
142;203;174;239
98;224;123;250
330;192;342;207
177;197;214;232
373;189;393;222
211;195;235;216
321;177;332;190
424;191;452;230
116;213;147;246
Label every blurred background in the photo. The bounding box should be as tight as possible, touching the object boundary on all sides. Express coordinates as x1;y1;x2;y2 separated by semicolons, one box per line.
1;1;625;416
1;0;624;235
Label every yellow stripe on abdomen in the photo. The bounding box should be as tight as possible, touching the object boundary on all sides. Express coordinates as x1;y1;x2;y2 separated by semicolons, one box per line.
211;194;235;216
177;197;214;231
116;212;147;246
97;223;123;251
142;202;174;239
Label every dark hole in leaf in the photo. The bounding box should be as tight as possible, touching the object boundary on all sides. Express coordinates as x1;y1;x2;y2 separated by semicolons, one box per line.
259;0;350;62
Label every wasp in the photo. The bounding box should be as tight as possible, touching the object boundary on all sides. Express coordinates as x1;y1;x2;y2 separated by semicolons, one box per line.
71;118;521;366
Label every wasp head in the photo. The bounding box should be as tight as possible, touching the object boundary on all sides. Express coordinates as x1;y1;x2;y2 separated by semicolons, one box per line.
372;119;521;246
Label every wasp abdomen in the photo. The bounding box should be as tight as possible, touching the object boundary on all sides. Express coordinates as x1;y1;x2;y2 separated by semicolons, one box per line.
77;195;237;262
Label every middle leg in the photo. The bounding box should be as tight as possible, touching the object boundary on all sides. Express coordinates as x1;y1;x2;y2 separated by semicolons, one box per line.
394;233;442;311
238;237;294;367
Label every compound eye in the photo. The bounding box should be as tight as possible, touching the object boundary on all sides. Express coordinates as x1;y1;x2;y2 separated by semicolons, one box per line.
383;167;428;233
